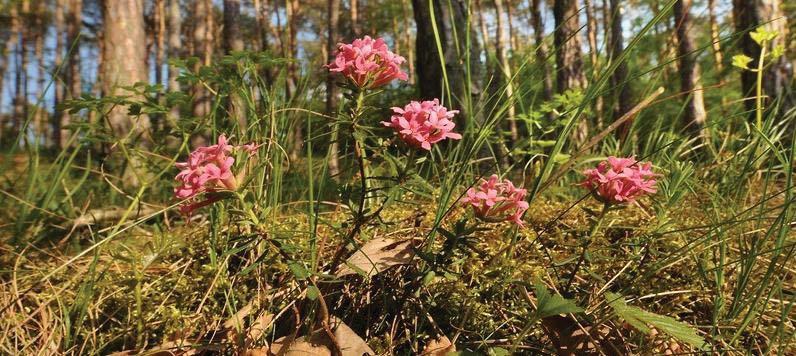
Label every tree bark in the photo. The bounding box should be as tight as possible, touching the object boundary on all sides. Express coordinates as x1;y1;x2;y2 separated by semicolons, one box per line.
553;0;586;92
610;0;631;121
12;1;28;140
674;0;707;136
553;0;587;143
351;0;361;37
192;0;214;130
494;0;519;141
286;0;302;161
101;0;152;186
412;0;480;112
401;0;415;83
52;0;65;147
167;0;182;123
707;0;723;71
326;0;342;180
223;0;244;52
529;0;553;103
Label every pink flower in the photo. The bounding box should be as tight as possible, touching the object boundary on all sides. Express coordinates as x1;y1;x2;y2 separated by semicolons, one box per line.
581;156;657;205
174;134;259;215
461;175;529;226
327;36;408;89
382;99;462;150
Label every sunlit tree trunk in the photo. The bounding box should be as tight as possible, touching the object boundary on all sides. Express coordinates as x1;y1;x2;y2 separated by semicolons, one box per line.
529;0;553;103
553;0;587;143
584;0;603;123
327;0;341;180
101;0;152;187
494;0;518;142
61;0;82;148
34;2;45;144
286;0;303;161
224;0;247;130
674;0;707;137
610;0;632;123
506;0;519;51
192;0;214;145
11;1;30;141
167;0;182;123
707;0;724;71
351;0;361;37
53;0;65;147
401;0;415;84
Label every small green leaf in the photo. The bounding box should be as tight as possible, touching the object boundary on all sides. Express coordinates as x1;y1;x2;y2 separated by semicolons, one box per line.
731;54;753;70
422;271;436;286
306;285;320;300
533;281;583;318
605;292;706;350
750;27;776;45
771;45;785;59
288;261;309;280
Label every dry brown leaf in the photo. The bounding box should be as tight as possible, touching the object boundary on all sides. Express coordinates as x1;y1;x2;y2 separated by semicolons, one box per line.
269;335;333;356
541;315;624;356
422;336;455;355
327;318;375;356
336;237;418;277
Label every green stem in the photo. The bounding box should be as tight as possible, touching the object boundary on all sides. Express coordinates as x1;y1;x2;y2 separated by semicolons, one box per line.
755;44;767;130
564;202;610;293
510;314;540;354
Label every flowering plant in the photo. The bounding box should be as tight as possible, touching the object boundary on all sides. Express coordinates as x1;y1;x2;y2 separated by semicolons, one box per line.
327;36;408;89
461;175;529;226
174;134;260;215
383;99;463;150
581;156;657;205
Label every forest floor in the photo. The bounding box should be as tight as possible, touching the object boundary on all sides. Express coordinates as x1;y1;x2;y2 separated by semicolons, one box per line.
1;182;793;355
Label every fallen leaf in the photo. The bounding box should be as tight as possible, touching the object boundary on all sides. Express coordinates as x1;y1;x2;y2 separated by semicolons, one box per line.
269;335;332;356
327;318;375;356
422;336;455;355
336;237;419;277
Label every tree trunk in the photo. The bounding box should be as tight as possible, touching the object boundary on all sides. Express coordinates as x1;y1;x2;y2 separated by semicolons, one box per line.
223;0;244;52
192;0;214;138
286;0;302;161
553;0;587;143
553;0;586;92
101;0;152;187
224;0;247;130
326;0;342;180
529;0;553;103
585;0;603;123
401;0;415;84
412;0;480;112
52;0;65;147
60;0;82;148
707;0;723;71
674;0;707;136
506;0;519;51
167;0;182;123
34;3;45;144
154;0;166;86
494;0;518;141
12;1;28;140
610;0;631;121
351;0;361;37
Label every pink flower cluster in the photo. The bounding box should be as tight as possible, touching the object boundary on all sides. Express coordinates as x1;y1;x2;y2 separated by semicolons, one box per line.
174;134;260;215
461;175;529;226
382;99;463;150
327;36;408;89
581;156;657;205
